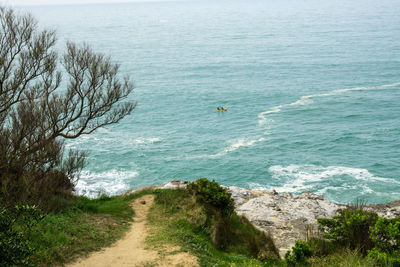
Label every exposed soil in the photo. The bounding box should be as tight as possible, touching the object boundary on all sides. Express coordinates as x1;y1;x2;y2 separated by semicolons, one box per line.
68;194;198;267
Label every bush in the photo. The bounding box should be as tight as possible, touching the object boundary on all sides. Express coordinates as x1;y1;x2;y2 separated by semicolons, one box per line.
186;179;279;260
306;206;400;266
187;178;234;216
0;205;43;266
285;240;312;266
370;217;400;254
318;207;378;254
366;217;400;266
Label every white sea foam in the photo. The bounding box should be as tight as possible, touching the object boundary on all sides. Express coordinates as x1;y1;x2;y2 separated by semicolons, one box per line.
75;170;138;198
223;137;266;154
258;82;400;126
379;82;400;88
250;164;400;195
208;137;266;158
183;137;266;160
134;137;163;144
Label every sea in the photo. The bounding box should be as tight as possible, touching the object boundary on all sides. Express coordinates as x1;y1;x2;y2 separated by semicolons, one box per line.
17;0;400;204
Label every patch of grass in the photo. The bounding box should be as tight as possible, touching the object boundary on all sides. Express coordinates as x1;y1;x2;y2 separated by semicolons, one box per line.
25;189;156;266
147;188;283;267
70;188;155;219
308;249;377;267
73;195;134;220
28;211;129;265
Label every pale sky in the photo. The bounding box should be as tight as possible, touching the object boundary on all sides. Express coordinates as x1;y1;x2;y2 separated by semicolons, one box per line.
3;0;162;6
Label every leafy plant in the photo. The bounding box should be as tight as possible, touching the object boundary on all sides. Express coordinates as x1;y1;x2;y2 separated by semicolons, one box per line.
318;208;378;254
0;205;43;266
285;240;312;266
187;178;234;216
366;217;400;266
315;206;400;266
187;179;238;250
370;217;400;253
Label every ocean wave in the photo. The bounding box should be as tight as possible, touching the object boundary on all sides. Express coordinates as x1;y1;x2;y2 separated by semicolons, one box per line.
203;137;265;159
249;164;400;196
221;137;266;154
75;170;138;198
134;137;163;144
183;137;266;160
258;82;400;126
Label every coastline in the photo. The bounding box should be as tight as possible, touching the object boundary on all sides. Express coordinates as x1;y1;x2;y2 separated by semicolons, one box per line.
158;179;400;257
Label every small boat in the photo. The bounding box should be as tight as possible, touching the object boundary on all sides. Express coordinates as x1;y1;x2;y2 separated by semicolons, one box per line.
216;107;228;111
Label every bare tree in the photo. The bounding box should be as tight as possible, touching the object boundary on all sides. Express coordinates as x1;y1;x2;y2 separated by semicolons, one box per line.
0;7;136;208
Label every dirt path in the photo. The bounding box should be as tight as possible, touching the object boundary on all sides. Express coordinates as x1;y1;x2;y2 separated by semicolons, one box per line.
68;194;198;267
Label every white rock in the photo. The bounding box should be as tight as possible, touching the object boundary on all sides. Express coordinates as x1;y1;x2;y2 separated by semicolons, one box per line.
158;179;188;189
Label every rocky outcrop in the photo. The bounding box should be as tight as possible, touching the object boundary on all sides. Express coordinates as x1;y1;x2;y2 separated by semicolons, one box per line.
365;201;400;218
157;180;400;258
159;179;189;189
224;186;345;257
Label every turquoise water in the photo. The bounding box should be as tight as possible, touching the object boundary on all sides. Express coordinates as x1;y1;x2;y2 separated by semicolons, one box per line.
21;0;400;203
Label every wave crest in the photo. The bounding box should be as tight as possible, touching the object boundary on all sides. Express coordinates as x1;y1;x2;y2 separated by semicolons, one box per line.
258;82;400;126
75;170;138;198
249;164;400;202
134;137;163;144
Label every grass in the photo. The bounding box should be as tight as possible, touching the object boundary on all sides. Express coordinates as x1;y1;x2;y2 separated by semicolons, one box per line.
307;249;378;267
16;185;384;267
25;189;154;266
146;188;283;267
28;210;129;265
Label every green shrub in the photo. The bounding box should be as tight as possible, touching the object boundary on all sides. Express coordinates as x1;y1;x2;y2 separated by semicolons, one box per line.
187;178;234;216
370;217;400;253
318;208;378;254
187;178;276;257
366;217;400;266
0;205;43;266
291;205;400;266
285;240;312;266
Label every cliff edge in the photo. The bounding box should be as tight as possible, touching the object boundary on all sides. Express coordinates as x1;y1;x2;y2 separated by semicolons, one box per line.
160;179;400;258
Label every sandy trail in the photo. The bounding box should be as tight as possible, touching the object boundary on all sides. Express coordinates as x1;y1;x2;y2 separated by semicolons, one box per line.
68;194;198;267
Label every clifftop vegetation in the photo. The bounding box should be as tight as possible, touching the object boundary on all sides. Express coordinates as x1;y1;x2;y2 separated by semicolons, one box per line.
0;6;135;210
0;6;135;266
